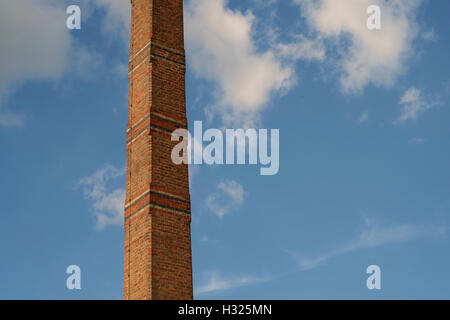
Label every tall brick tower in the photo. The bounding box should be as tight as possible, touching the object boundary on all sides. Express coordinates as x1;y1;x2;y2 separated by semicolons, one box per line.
124;0;193;300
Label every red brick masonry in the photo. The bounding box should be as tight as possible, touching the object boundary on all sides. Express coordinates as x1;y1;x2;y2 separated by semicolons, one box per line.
124;0;193;300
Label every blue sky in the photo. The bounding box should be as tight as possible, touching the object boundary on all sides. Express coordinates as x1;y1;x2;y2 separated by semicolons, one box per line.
0;0;449;299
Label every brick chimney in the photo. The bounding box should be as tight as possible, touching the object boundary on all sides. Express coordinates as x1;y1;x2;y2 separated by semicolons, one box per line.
124;0;193;300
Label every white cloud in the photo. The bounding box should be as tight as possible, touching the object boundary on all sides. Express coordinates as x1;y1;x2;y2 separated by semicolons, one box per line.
289;217;446;270
296;0;422;93
0;0;113;127
195;271;270;295
397;87;440;123
206;180;245;219
76;164;126;230
0;1;71;93
0;0;71;124
185;0;294;126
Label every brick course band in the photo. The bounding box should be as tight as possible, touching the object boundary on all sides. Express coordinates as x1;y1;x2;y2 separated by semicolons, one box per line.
125;189;190;210
126;113;187;144
129;40;185;65
124;189;191;220
125;201;191;224
127;111;187;134
128;42;186;75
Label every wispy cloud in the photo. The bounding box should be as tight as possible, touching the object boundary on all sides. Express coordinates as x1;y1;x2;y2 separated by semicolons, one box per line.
288;217;446;270
397;87;440;123
76;164;126;230
276;35;326;61
411;137;426;144
0;113;25;128
206;180;246;219
196;218;447;295
421;28;437;42
195;271;271;296
358;111;369;124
